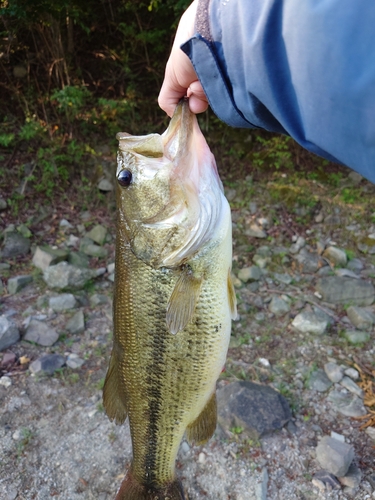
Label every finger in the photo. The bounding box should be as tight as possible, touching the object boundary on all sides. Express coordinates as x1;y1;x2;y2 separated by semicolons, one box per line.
187;81;208;114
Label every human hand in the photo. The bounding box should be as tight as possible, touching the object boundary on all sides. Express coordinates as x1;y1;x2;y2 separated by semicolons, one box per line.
158;0;208;117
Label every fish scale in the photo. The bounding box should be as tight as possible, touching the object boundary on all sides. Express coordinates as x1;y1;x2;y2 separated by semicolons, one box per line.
103;100;236;499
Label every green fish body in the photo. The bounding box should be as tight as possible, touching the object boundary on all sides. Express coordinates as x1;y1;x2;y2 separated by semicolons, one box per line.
103;100;236;500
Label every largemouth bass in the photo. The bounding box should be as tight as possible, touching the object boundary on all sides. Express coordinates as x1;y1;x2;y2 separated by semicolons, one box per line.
103;99;237;500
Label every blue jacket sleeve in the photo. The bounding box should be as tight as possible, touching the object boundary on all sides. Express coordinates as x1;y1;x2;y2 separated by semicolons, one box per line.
181;0;375;183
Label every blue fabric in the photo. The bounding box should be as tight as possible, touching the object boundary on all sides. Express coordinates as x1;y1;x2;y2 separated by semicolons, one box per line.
181;0;375;183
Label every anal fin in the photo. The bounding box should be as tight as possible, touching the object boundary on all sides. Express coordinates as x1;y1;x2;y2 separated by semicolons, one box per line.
103;348;127;425
186;392;217;445
166;267;203;334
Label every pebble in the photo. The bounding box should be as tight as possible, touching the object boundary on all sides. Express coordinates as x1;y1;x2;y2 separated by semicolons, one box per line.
198;452;206;464
338;463;362;489
344;368;359;380
2;231;30;258
80;239;108;258
324;362;344;383
316;276;375;306
66;310;85;334
107;262;115;274
268;296;290;316
344;330;371;344
29;353;65;375
0;316;20;351
7;275;33;295
327;389;367;417
49;293;77;312
32;246;69;271
66;353;84;369
90;294;110;307
339;376;364;398
0;376;12;388
323;246;347;266
43;262;96;290
238;266;262;282
85;224;107;246
24;319;59;347
316;435;354;477
307;369;332;392
252;255;270;268
291;309;328;335
255;468;268;500
346;306;374;330
312;470;341;491
98;178;113;191
245;223;267;239
330;431;345;443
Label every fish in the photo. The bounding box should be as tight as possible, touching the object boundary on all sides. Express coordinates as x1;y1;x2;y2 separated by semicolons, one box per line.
103;98;237;500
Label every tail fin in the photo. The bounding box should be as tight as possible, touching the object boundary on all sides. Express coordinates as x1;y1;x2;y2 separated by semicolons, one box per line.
115;470;185;500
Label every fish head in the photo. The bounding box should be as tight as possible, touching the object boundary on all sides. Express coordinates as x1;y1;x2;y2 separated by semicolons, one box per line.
116;99;224;267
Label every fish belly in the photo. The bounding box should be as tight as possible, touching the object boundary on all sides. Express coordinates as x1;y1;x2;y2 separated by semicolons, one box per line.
105;226;231;491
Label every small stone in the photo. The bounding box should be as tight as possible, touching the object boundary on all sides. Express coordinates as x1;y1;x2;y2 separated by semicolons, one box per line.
0;316;20;351
32;246;69;271
346;306;374;331
252;255;270;268
98;178;114;191
85;224;107;246
268;296;290;316
107;262;115;274
24;319;59;346
29;354;65;375
66;310;85;334
295;248;325;273
238;266;262;282
347;258;364;272
344;368;359;380
330;431;345;443
344;330;371;344
327;389;367;417
198;452;206;464
292;309;328;335
245;224;267;239
108;273;115;283
324;362;344;383
0;376;12;388
49;293;77;312
316;436;354;477
255;468;268;500
273;273;292;285
2;231;31;258
59;218;73;229
365;427;375;441
307;369;333;392
66;353;84;369
316;277;375;306
7;275;33;295
68;251;90;268
90;294;110;307
339;376;364;398
80;239;108;258
1;351;17;367
0;198;7;210
323;246;348;267
338;463;362;489
335;268;361;279
67;234;79;247
43;261;96;290
312;470;341;491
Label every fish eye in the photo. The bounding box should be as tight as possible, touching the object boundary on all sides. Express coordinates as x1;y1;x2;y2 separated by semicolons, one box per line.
117;169;132;187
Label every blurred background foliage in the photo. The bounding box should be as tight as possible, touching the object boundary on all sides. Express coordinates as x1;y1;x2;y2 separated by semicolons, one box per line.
0;0;337;206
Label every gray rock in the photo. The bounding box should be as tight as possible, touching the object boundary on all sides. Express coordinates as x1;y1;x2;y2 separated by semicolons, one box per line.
29;354;65;375
24;319;59;346
80;239;108;258
366;427;375;441
346;306;373;330
68;251;90;268
273;273;292;285
316;436;354;477
291;309;328;335
316;277;374;306
66;310;85;334
0;376;12;388
312;470;341;491
338;463;362;489
344;368;359;380
252;255;270;269
0;316;20;351
0;279;3;294
98;178;114;191
217;381;291;439
339;376;364;398
59;218;73;229
255;468;268;500
335;268;360;279
307;369;333;392
49;293;77;312
7;275;33;295
43;262;96;290
346;258;364;272
89;294;110;307
32;246;69;271
343;330;371;344
245;224;267;238
85;224;107;246
238;266;262;282
66;353;84;369
324;362;344;383
0;198;7;210
2;231;31;258
107;262;115;274
323;246;347;267
268;296;290;316
327;389;367;417
295;248;325;273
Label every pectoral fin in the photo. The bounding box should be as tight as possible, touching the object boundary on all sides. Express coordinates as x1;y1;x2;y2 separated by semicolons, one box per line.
227;269;238;320
186;392;217;445
166;268;203;334
103;348;128;425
